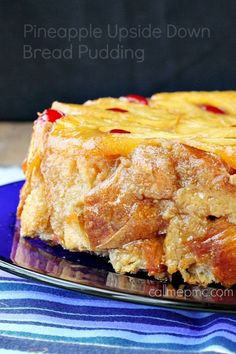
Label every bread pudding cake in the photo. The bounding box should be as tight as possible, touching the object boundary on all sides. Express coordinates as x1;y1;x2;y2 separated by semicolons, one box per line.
17;91;236;287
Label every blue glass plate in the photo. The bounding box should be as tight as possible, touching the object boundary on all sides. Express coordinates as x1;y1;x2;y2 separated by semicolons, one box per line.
0;181;236;313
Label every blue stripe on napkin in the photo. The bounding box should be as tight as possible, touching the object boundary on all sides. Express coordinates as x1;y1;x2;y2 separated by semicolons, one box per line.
0;270;235;353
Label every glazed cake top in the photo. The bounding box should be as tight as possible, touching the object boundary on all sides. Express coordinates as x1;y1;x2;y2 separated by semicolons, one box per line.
44;91;236;167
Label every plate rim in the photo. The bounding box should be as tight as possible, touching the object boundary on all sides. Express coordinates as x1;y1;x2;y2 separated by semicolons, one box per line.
1;259;235;314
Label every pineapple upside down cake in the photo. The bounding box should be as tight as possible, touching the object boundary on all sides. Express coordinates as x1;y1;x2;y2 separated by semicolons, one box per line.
17;91;236;287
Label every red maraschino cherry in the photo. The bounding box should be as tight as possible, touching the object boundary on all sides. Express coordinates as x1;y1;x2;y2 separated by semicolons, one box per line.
109;129;131;134
40;109;65;122
124;94;148;105
229;167;236;175
107;108;129;113
199;104;225;115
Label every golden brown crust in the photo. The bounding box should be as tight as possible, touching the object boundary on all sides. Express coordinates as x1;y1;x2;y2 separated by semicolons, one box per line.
188;219;236;287
84;145;175;249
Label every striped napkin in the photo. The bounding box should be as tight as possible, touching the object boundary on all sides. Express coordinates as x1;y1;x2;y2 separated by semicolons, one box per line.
0;167;235;353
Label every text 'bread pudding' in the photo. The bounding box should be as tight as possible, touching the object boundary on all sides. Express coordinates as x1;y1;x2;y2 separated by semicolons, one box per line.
17;91;236;287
